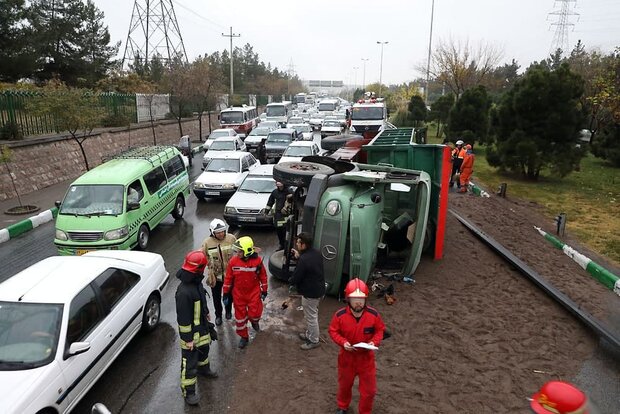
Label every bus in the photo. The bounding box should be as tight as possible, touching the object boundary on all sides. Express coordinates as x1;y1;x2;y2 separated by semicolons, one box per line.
293;93;307;106
318;98;339;113
219;106;259;138
265;101;293;127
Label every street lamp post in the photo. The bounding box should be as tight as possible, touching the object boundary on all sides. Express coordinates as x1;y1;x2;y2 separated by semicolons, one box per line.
353;66;359;100
377;41;388;97
361;58;369;91
425;0;435;105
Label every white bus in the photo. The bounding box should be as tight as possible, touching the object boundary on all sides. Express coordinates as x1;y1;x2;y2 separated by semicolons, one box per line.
219;105;259;138
265;101;293;127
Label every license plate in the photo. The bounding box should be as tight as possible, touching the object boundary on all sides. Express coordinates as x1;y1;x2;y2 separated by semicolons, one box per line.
76;249;90;256
238;216;256;222
205;191;220;196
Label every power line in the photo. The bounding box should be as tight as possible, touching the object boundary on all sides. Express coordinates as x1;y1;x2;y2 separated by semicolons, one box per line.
170;0;226;30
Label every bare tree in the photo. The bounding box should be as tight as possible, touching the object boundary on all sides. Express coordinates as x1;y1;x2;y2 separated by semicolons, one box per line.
426;37;503;98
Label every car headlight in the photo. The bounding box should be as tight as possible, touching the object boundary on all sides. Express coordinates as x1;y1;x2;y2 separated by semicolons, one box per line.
55;229;68;241
194;182;206;189
326;200;341;216
222;183;236;189
349;126;356;132
224;207;236;214
104;226;128;241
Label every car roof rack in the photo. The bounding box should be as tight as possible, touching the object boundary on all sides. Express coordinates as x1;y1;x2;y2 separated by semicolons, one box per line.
103;146;177;167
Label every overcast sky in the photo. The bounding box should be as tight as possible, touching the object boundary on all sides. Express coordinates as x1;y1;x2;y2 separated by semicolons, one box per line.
93;0;620;85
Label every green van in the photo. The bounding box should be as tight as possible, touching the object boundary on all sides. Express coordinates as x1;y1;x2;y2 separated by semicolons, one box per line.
54;146;190;255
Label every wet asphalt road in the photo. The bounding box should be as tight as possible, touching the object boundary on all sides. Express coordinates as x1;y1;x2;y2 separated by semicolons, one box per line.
0;152;289;413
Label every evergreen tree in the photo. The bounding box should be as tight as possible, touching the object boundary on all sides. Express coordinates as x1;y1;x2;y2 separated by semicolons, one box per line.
487;63;585;179
0;0;35;81
429;93;454;138
447;85;490;144
407;95;427;126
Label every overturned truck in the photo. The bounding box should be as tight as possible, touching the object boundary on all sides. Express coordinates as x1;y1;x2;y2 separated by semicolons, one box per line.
268;128;450;297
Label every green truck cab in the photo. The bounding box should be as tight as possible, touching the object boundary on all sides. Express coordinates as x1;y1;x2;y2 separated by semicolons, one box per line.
268;128;450;297
54;146;190;255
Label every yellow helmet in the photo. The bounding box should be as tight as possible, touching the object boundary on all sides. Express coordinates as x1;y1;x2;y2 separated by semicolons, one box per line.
234;236;255;257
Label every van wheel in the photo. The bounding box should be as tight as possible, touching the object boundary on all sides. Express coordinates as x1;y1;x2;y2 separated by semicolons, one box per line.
141;294;161;332
172;196;185;219
137;224;150;250
274;161;335;187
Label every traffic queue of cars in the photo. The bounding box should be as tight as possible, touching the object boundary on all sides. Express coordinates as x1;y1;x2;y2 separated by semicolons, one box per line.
0;97;354;413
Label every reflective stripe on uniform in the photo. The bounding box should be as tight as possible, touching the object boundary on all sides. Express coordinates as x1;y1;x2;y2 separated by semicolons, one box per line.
193;301;201;326
181;358;196;390
231;266;258;272
235;317;248;324
198;356;209;367
195;333;211;347
179;324;192;333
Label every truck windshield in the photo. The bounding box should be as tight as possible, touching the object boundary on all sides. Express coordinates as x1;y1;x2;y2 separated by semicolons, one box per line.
0;301;63;370
352;107;384;120
60;184;124;216
266;106;285;117
220;111;244;124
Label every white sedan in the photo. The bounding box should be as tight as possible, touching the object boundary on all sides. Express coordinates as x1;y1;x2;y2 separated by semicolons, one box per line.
278;141;324;164
202;136;247;168
0;251;169;414
193;151;260;199
203;128;239;151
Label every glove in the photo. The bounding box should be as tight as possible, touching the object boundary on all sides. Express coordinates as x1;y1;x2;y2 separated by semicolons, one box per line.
207;321;218;341
223;294;231;307
260;291;268;301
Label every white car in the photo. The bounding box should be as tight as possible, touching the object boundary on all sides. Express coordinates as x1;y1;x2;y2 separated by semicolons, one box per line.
245;125;276;153
294;124;314;141
309;112;325;130
286;117;304;128
193;151;260;199
278;141;323;164
0;251;168;414
224;165;276;227
321;120;344;138
202;136;247;168
203;128;239;150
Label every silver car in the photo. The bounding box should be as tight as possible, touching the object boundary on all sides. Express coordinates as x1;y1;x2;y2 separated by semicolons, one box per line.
223;165;276;226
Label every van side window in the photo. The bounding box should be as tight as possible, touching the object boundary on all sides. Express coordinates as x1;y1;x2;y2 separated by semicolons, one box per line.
143;166;168;195
95;268;140;311
163;155;185;180
127;180;144;204
66;285;103;345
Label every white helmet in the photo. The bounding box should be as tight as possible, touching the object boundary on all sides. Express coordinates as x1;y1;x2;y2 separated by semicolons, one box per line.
209;219;228;236
455;140;464;145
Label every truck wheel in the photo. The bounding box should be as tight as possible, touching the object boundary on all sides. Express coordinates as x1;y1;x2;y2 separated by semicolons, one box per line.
137;224;150;250
268;250;288;281
274;162;335;187
171;196;185;219
321;134;364;151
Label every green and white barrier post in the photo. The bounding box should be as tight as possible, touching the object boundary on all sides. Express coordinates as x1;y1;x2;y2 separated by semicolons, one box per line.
0;207;59;244
534;226;620;296
468;181;490;198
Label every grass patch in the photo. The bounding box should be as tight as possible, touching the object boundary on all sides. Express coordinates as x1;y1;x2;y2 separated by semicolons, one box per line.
471;145;619;265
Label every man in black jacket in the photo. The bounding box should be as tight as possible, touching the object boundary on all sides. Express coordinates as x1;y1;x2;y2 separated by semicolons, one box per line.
175;250;218;406
289;232;325;350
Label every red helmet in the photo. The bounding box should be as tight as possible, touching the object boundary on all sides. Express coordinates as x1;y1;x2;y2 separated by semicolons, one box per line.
344;278;369;299
530;381;589;414
182;250;208;273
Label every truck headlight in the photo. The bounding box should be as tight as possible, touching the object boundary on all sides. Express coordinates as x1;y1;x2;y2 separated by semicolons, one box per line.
55;229;68;241
104;226;128;241
326;200;341;216
224;207;236;214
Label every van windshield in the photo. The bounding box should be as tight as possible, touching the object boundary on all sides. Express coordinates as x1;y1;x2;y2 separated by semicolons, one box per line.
60;185;125;216
266;106;285;117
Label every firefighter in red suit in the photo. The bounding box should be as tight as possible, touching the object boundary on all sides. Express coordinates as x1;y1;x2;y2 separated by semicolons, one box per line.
223;236;268;349
328;278;386;414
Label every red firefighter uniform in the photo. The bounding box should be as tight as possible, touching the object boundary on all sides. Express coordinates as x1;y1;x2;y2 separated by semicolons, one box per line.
459;145;475;191
328;305;386;414
223;254;267;340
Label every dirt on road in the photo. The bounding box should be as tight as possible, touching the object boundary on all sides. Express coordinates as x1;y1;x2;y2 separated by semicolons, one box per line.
224;191;619;413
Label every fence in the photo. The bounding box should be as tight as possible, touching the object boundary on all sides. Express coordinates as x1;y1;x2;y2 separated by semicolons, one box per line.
0;91;138;138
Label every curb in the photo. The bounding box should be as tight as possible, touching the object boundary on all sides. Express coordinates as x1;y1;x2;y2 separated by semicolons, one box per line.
468;181;491;197
534;226;620;296
0;207;58;244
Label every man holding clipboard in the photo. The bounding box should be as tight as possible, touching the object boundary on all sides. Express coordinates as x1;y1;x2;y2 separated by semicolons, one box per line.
328;278;386;414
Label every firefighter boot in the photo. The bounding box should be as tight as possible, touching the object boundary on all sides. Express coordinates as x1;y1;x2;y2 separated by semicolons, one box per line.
251;321;260;332
238;337;249;349
185;392;199;406
198;363;218;379
336;409;348;414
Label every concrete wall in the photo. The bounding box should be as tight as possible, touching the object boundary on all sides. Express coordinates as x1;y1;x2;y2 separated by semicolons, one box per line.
0;114;220;201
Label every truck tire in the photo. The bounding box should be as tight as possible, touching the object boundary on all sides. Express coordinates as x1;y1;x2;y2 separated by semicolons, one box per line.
274;162;335;187
268;250;288;281
301;155;358;173
320;134;364;151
